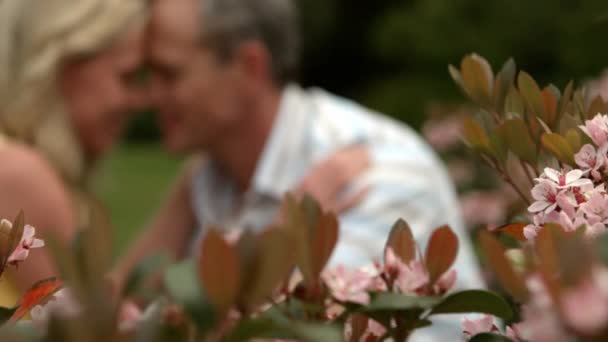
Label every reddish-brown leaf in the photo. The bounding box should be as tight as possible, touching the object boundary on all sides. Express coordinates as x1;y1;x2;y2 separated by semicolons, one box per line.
425;226;459;285
8;211;25;259
479;232;528;302
242;229;295;309
349;314;369;342
310;212;339;278
385;219;416;264
10;277;63;322
542;88;558;127
498;223;527;242
198;229;241;313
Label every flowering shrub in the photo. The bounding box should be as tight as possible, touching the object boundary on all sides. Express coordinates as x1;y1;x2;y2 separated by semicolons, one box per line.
0;197;510;341
451;54;608;341
11;52;608;341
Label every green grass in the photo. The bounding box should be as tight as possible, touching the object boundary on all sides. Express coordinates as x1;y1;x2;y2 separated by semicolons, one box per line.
94;144;182;255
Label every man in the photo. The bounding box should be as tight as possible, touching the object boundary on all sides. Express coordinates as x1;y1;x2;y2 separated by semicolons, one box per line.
115;0;483;337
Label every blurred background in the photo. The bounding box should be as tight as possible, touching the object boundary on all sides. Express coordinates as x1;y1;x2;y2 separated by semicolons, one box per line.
99;0;608;254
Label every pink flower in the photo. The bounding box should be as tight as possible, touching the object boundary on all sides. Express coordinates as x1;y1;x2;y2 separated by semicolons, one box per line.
434;269;457;294
580;192;608;225
561;278;608;334
579;114;608;147
528;180;560;213
542;168;592;189
1;221;44;266
462;315;498;340
575;144;606;180
344;316;387;341
396;260;430;294
118;301;143;332
323;265;377;305
422;116;463;151
460;192;508;226
523;224;541;241
30;288;80;328
506;323;531;342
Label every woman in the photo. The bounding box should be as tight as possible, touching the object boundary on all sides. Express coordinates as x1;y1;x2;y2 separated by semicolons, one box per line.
0;0;149;304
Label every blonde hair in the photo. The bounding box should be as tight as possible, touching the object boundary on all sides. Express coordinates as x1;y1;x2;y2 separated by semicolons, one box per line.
0;0;148;186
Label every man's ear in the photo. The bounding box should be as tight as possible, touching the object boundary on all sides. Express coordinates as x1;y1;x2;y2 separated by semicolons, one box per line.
234;40;274;85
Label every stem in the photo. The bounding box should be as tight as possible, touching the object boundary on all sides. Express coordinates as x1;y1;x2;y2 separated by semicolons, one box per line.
503;175;531;206
479;153;531;205
520;160;536;187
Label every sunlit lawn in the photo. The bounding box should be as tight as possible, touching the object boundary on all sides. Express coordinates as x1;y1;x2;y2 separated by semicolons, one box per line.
94;143;182;256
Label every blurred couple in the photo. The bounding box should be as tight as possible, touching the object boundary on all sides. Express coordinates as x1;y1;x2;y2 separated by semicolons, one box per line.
0;0;482;337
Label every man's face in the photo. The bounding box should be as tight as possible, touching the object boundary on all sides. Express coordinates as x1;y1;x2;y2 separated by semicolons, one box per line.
146;0;246;154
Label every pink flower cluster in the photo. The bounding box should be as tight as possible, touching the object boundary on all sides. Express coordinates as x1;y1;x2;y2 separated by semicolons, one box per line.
524;114;608;241
323;247;457;307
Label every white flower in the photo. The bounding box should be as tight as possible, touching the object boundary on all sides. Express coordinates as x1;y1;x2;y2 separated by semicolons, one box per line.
542;168;592;189
528;180;560;213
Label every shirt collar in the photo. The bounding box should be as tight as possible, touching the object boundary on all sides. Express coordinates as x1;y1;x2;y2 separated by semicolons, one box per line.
250;83;311;199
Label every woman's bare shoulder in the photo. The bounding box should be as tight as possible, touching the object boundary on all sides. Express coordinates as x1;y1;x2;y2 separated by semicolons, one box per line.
0;142;63;186
0;142;73;227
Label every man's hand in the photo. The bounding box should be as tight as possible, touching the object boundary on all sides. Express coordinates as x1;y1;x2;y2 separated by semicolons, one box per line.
291;144;371;213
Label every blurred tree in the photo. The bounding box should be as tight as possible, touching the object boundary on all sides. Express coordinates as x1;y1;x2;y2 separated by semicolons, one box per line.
126;0;608;140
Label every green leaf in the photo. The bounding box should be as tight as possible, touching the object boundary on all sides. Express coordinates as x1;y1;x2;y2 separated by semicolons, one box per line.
289;322;344;342
470;333;514;342
502;119;537;164
164;260;215;332
0;306;16;325
449;65;465;93
364;293;441;312
462;116;491;155
557;81;574;120
565;129;583;153
518;71;545;118
241;229;295;309
228;318;343;342
122;254;168;297
461;54;494;105
488;128;508;166
493;58;516;113
541;133;576;165
504;87;525;116
429;290;513;320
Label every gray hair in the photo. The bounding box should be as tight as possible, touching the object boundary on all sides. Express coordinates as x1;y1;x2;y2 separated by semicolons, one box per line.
200;0;299;85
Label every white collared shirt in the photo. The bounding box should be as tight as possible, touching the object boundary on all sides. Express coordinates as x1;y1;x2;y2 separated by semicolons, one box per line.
190;85;484;329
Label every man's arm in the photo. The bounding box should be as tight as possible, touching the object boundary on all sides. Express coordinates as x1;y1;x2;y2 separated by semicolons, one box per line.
328;144;484;342
329;144;483;287
111;158;199;291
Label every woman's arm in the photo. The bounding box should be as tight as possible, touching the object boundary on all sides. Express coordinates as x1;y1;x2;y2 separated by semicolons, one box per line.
110;158;199;292
0;144;76;292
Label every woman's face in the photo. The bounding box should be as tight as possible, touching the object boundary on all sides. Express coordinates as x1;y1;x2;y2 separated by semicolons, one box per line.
59;25;148;160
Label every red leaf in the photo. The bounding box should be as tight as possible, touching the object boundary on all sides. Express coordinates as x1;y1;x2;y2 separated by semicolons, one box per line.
310;212;339;278
10;277;63;322
498;223;527;242
198;229;241;314
385;219;416;264
479;232;528;302
425;226;459;285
